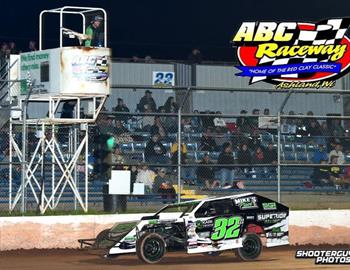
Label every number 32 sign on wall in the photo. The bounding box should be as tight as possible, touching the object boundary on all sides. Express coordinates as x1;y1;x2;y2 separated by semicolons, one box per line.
152;71;175;87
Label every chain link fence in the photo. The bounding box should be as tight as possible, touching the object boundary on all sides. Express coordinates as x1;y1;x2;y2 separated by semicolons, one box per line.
1;86;350;214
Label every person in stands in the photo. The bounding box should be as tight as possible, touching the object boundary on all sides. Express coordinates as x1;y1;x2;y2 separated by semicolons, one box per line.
152;168;176;203
144;133;169;164
137;90;157;112
196;153;219;189
217;142;235;187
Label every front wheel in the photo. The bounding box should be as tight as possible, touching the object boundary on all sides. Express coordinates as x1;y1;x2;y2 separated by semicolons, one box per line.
136;232;166;264
236;233;262;261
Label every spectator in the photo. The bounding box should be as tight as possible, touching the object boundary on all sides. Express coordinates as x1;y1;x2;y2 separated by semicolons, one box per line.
306;119;321;136
144;133;169;164
109;145;125;170
329;143;345;165
320;121;332;148
263;108;270;115
286;110;296;125
182;117;192;132
0;43;6;69
295;115;308;137
163;97;178;131
304;111;320;129
97;115;116;135
237;143;252;174
328;155;350;188
150;116;167;139
306;119;322;144
158;106;170;130
213;128;231;150
130;165;138;193
137;90;157;112
136;163;156;193
61;101;76;118
329;155;342;188
217;142;235;186
191;110;202;131
201;110;215;128
130;55;139;62
340;166;350;188
28;40;37;51
4;47;11;60
145;55;154;63
170;140;187;164
188;48;202;64
0;43;7;57
196;154;219;189
312;144;328;164
84;15;103;47
236;110;251;133
320;121;331;136
163;97;178;113
332;118;345;144
264;142;277;164
142;107;154;131
312;159;331;187
253;146;265;164
199;128;217;151
9;41;18;54
152;168;176;202
247;129;262;150
113;98;130;122
115;120;129;135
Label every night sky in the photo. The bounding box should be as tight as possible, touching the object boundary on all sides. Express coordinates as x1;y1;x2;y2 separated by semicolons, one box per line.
3;0;350;61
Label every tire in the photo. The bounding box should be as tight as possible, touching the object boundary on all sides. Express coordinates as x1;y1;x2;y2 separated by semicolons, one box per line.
236;233;262;261
136;232;166;264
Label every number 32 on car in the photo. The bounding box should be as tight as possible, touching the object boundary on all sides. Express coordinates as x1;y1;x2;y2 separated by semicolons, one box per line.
211;216;242;241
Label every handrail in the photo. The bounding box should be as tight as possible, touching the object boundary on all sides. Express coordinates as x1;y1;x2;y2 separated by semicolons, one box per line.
0;58;19;103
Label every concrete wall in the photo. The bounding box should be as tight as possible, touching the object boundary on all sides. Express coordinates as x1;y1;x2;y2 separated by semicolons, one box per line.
194;65;344;115
26;62;346;118
1;210;350;250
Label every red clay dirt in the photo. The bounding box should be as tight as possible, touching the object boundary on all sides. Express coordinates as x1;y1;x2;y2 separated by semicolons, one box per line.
0;246;349;270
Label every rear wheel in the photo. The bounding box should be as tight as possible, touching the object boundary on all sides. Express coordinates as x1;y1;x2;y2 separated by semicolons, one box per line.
236;233;262;261
136;232;166;264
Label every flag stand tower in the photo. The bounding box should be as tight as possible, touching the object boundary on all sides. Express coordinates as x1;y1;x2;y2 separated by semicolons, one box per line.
8;6;111;213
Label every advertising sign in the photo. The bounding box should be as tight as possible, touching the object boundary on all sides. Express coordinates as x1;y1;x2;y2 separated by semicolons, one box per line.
233;18;350;89
19;47;111;96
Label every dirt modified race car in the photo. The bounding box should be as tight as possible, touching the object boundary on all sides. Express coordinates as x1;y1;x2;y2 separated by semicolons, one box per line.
81;193;289;264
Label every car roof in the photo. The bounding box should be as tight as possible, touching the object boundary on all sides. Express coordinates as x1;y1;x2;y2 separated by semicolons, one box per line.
202;192;254;202
169;193;254;206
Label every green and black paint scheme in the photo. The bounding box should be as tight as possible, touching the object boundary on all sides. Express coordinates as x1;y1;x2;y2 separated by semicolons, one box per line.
101;193;288;263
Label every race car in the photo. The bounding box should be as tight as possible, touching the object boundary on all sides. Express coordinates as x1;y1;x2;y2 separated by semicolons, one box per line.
82;193;289;264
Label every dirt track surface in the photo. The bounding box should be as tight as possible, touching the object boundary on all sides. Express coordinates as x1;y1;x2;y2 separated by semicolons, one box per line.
0;247;349;270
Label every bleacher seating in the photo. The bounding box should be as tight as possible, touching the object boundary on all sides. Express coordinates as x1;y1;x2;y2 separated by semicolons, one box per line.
1;128;347;210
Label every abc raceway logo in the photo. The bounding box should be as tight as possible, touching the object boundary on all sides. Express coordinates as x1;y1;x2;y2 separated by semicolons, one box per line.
232;18;350;88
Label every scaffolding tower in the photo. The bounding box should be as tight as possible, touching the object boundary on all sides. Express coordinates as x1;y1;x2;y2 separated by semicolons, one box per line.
8;6;110;213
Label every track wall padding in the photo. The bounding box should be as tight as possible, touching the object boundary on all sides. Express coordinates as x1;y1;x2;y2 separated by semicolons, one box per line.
0;210;349;250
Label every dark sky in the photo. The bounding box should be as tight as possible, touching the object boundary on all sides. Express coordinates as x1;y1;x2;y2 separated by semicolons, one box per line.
3;0;350;61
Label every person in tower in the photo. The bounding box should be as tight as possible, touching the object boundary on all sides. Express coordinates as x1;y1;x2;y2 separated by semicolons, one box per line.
84;15;104;47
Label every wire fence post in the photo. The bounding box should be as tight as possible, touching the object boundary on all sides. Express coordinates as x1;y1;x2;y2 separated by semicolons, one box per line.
177;108;182;203
277;112;281;203
21;99;27;214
